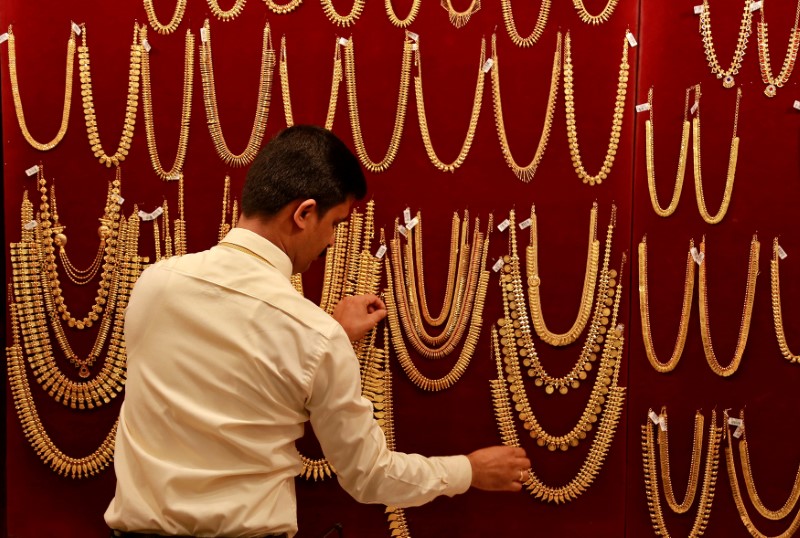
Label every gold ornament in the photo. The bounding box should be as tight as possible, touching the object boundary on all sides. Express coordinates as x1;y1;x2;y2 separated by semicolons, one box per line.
771;238;800;363
264;0;303;14
756;0;800;97
385;0;421;27
572;0;619;25
699;0;753;89
500;0;550;47
441;0;480;28
143;0;187;34
207;0;247;21
321;0;364;26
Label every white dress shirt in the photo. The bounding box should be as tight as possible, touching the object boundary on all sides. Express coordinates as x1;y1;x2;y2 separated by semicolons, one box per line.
105;228;472;537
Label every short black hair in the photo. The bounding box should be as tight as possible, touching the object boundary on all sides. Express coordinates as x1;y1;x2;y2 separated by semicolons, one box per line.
242;125;367;218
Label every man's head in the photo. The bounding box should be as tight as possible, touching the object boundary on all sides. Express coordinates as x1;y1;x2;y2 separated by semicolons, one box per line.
240;126;367;273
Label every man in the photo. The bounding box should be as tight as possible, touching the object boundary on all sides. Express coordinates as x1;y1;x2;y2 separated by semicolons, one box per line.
106;126;530;538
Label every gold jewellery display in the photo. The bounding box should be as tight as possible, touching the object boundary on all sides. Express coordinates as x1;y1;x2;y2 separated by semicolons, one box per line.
385;0;421;27
699;0;753;89
491;32;560;182
641;408;722;537
638;237;696;374
757;0;800;97
199;19;275;167
413;37;486;172
143;0;187;34
572;0;619;25
207;0;248;21
265;0;303;14
441;0;480;28
78;23;143;167
140;26;195;180
6;24;75;151
500;0;550;47
771;238;800;364
321;0;364;27
563;31;630;186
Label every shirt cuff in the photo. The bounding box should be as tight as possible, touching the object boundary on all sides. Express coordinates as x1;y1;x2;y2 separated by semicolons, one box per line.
437;455;473;497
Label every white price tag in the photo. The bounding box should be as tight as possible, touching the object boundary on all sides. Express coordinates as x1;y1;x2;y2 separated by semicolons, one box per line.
492;259;504;273
407;31;419;42
497;219;510;232
626;31;638;48
794;100;800;111
691;101;700;115
200;27;208;43
728;417;743;427
616;324;625;334
115;195;125;205
167;173;181;181
25;165;40;177
733;426;744;438
142;38;152;53
138;207;164;221
411;43;418;51
750;1;762;12
23;220;38;231
375;244;387;259
659;415;667;431
519;218;532;230
71;22;82;35
397;224;408;237
0;33;8;44
403;207;411;224
406;216;419;230
635;103;651;113
648;410;660;425
338;37;349;46
694;4;704;14
690;246;704;265
778;245;788;259
482;58;494;73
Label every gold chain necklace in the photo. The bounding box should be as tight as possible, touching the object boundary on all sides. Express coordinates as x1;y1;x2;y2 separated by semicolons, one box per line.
441;0;481;28
698;235;759;377
199;19;275;168
143;0;187;34
725;410;800;537
279;35;342;131
78;23;142;168
343;35;413;173
385;0;421;27
771;238;800;363
264;0;303;14
527;202;599;346
500;0;550;47
692;84;742;225
572;0;619;25
645;87;691;217
757;0;800;97
207;0;247;20
140;27;194;180
414;37;486;172
491;32;560;182
6;24;75;151
563;31;629;186
173;176;188;256
321;0;365;26
638;237;696;373
642;409;722;537
657;408;705;514
218;175;237;242
700;0;753;88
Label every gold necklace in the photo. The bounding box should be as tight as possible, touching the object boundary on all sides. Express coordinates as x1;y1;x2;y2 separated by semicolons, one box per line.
78;23;142;168
757;0;800;97
700;0;753;88
698;235;759;377
657;408;705;514
572;0;619;25
692;84;742;225
645;87;691;217
343;34;413;173
638;237;696;373
500;0;550;47
725;410;800;537
642;409;722;537
527;202;599;346
6;24;75;151
413;37;486;172
264;0;303;14
199;19;275;168
140;26;195;180
207;0;247;20
385;0;421;27
173;176;188;256
49;181;105;286
491;32;560;182
218;175;239;241
441;0;480;28
279;35;342;131
321;0;365;26
771;238;800;363
143;0;188;34
563;31;629;186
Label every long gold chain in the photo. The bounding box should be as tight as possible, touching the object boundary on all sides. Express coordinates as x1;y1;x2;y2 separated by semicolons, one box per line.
700;0;753;88
414;37;486;172
78;23;142;168
279;35;342;130
698;235;759;377
6;24;75;151
500;0;550;47
657;408;705;514
206;0;247;21
343;35;413;173
199;19;275;168
143;0;188;34
572;0;619;25
645;87;691;217
563;31;629;186
692;85;742;225
385;0;421;27
771;238;800;363
140;27;195;180
527;202;599;346
491;32;560;182
321;0;365;27
440;0;481;28
264;0;303;14
639;237;696;374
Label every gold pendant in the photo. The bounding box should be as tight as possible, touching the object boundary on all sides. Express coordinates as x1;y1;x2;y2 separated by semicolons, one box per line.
764;83;777;97
723;74;735;88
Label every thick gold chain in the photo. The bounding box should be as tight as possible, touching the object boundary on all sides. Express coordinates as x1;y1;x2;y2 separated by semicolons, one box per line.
500;0;550;47
700;0;753;88
143;0;187;34
771;238;800;363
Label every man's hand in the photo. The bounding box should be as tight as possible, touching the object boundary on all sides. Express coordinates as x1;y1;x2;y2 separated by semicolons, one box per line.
332;294;387;341
467;446;531;492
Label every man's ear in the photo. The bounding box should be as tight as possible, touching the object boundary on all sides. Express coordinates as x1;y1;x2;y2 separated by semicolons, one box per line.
292;199;318;230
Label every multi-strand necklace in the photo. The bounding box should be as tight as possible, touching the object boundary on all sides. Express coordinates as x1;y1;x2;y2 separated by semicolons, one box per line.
500;0;550;47
699;0;753;89
771;238;800;364
757;0;800;97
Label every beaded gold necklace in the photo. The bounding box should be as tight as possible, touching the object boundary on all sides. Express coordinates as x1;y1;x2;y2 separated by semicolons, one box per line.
6;24;75;151
771;238;800;364
264;0;303;14
757;0;800;97
173;176;188;256
500;0;550;47
143;0;187;34
491;32;560;182
385;0;421;27
321;0;364;26
572;0;619;25
207;0;247;20
199;19;275;168
700;0;753;89
441;0;480;28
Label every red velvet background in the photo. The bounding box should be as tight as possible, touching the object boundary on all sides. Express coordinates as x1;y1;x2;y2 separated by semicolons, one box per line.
2;0;799;536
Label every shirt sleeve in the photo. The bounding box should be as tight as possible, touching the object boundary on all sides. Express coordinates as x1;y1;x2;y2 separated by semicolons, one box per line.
305;326;472;508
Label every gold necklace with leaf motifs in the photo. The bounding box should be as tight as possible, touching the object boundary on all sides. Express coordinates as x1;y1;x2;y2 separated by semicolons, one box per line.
757;0;800;97
143;0;187;34
700;0;753;89
321;0;364;27
657;408;706;514
441;0;480;28
264;0;303;14
207;0;247;21
771;237;800;364
386;0;421;27
572;0;618;25
500;0;550;47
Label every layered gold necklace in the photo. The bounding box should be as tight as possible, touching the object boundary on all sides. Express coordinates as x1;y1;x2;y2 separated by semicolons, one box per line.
199;19;275;167
78;23;143;167
698;235;759;377
207;0;247;20
385;0;421;27
692;84;742;225
441;0;481;28
491;32;560;182
342;34;413;173
644;87;691;217
140;26;195;180
264;0;303;14
572;0;619;25
500;0;550;47
563;31;630;186
413;37;486;172
6;24;75;151
641;409;722;537
143;0;187;34
638;237;696;374
321;0;364;26
771;238;800;364
757;0;800;97
527;202;599;347
700;0;753;89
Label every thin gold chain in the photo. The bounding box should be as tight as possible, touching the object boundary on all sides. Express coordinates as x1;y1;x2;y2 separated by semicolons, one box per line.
440;0;481;28
572;0;619;25
143;0;188;34
700;0;754;89
771;237;800;363
500;0;550;47
207;0;247;21
321;0;365;27
657;408;705;514
385;0;421;27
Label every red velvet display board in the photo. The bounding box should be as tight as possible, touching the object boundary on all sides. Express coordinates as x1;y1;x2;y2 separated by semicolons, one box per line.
2;0;799;536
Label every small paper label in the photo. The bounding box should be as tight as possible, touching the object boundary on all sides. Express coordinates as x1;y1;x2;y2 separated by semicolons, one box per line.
167;173;181;181
338;37;349;46
733;426;743;438
0;33;8;44
138;207;164;221
406;216;419;230
142;39;152;53
200;27;208;43
794;100;800;111
616;324;625;333
659;416;667;431
492;259;504;273
750;1;762;11
411;43;418;51
397;224;407;237
691;101;700;115
648;411;660;425
403;207;411;224
482;58;494;73
115;195;125;205
694;4;704;14
626;32;638;48
71;22;82;35
25;165;39;177
497;219;510;232
690;246;704;265
519;218;532;230
728;417;743;427
778;245;788;259
23;220;38;230
635;103;651;113
375;245;387;259
407;31;419;42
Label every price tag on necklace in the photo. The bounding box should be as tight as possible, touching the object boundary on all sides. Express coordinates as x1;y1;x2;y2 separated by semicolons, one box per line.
407;31;419;42
750;1;763;12
648;410;660;425
690;246;704;265
403;207;411;224
691;100;700;115
519;218;532;230
497;219;510;232
482;58;494;73
733;426;743;438
626;31;638;48
794;100;800;111
397;224;408;237
778;244;788;259
168;173;182;181
138;207;164;221
635;102;651;113
693;4;704;14
492;258;504;273
0;32;9;44
23;220;38;231
115;194;126;205
727;416;743;427
338;37;349;46
616;324;625;333
658;416;667;431
406;216;419;230
71;22;82;35
25;164;40;177
142;38;152;53
375;244;387;259
200;27;208;43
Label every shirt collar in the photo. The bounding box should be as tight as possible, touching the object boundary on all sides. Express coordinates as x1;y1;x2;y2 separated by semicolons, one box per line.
219;228;294;281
